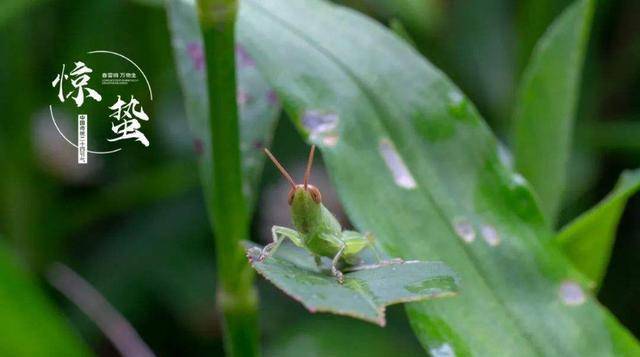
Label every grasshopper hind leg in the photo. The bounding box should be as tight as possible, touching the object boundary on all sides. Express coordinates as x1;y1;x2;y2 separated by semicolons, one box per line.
341;231;383;264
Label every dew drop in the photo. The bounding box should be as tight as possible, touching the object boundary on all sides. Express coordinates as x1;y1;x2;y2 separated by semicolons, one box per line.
511;173;527;188
302;110;340;147
378;139;417;189
497;142;514;169
480;224;500;246
447;91;467;118
453;218;475;243
559;281;586;306
430;343;455;357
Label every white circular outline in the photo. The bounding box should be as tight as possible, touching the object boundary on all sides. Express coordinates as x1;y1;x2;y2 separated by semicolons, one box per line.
87;50;153;100
49;50;153;155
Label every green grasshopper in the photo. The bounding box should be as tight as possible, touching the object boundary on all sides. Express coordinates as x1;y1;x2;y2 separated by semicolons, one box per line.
259;145;382;284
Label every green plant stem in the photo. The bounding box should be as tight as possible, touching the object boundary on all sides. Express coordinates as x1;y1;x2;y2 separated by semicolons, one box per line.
197;1;259;356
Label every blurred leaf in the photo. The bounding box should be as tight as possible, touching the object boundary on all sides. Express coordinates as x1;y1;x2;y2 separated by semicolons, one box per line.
583;120;640;153
516;0;571;70
246;246;458;326
238;0;640;355
0;240;90;356
128;0;163;7
444;0;515;126
77;197;214;334
166;0;281;211
70;161;198;232
0;0;42;28
388;18;417;48
513;0;595;223
361;0;442;37
265;315;423;357
558;169;640;288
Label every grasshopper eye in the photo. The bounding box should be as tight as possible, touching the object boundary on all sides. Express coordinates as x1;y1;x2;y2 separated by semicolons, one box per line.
287;188;295;205
308;186;322;203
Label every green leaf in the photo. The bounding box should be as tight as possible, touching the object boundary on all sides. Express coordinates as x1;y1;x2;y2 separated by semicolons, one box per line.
0;240;90;356
237;0;639;355
388;18;417;48
362;0;443;38
513;0;595;223
246;246;458;326
266;316;424;357
0;0;42;28
516;0;572;70
558;169;640;288
166;0;281;211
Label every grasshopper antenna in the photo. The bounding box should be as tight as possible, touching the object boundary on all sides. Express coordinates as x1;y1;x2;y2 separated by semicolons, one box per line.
264;148;296;189
304;144;316;189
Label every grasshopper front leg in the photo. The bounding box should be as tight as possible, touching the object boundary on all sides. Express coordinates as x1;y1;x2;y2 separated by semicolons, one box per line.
259;226;304;262
320;233;347;284
331;243;346;284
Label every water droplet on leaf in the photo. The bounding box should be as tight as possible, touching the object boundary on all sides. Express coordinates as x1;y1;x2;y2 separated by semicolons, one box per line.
453;218;475;243
430;343;455;357
480;224;500;246
447;91;467;118
510;173;527;188
497;142;514;169
378;139;417;189
559;281;586;306
302;110;340;147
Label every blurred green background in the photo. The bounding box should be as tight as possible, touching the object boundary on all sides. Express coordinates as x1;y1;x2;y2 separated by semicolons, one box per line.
0;0;638;355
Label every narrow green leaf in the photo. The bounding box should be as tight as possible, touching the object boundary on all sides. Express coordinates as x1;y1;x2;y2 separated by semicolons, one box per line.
237;0;639;355
516;0;571;70
513;0;595;223
558;169;640;288
389;18;417;48
364;0;442;37
166;0;281;211
247;245;458;326
0;240;90;356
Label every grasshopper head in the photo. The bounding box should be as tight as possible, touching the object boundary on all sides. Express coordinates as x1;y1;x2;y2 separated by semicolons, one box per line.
288;184;322;206
263;145;322;207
